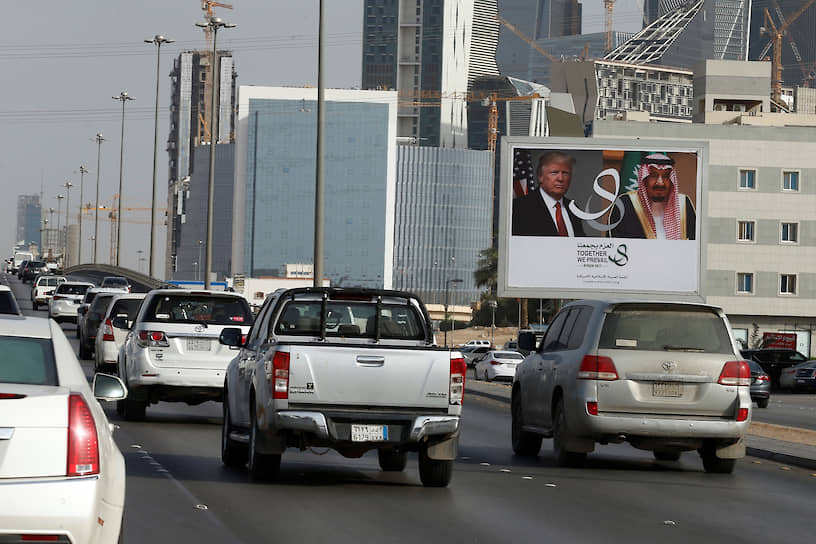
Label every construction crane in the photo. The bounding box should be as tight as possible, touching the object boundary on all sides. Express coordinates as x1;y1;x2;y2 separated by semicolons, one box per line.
604;0;615;53
200;0;233;49
761;0;816;106
198;1;234;143
495;15;558;62
484;93;542;152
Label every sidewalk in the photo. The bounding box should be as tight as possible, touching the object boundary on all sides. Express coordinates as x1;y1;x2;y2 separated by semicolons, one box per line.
467;379;816;471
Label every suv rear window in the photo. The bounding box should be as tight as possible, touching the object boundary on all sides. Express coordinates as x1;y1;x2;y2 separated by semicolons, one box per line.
145;294;253;325
0;292;20;315
0;336;58;385
599;305;734;354
109;299;142;321
102;277;129;288
56;284;91;296
274;300;425;340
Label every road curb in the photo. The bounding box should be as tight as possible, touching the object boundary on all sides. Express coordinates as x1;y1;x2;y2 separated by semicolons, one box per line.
467;387;816;472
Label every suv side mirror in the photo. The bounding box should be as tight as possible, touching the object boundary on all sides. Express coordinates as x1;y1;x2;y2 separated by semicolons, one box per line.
77;306;88;316
518;331;538;352
219;327;244;347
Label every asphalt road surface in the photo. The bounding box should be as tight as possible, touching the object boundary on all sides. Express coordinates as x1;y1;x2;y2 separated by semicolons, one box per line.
5;274;816;543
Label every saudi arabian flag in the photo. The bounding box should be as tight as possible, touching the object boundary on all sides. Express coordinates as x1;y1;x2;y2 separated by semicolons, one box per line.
620;151;641;192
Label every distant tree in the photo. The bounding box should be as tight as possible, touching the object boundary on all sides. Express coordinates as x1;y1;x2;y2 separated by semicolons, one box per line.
474;247;497;294
749;323;762;349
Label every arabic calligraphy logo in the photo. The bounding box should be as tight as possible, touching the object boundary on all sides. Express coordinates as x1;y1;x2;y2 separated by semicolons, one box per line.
608;244;628;267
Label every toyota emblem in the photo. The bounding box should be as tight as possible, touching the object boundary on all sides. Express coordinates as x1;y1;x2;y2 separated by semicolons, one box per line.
661;360;677;372
195;325;205;333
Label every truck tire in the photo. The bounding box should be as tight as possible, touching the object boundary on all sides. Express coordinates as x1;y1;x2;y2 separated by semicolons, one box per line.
378;449;407;472
78;340;90;360
248;401;281;482
221;391;248;468
553;398;586;468
418;446;452;487
511;392;542;457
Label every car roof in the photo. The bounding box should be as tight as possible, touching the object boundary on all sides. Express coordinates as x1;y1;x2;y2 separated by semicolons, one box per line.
59;281;95;286
88;286;128;293
0;315;52;338
146;288;245;297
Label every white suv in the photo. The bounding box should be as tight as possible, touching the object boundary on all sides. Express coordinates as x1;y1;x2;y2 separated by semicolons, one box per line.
118;289;253;421
48;282;94;323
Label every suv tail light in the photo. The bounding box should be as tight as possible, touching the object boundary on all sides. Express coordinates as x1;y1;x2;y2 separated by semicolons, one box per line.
67;394;99;476
489;359;501;365
755;374;770;382
450;356;466;405
577;355;619;381
271;351;290;399
102;319;115;342
52;295;65;301
136;330;169;348
718;361;751;386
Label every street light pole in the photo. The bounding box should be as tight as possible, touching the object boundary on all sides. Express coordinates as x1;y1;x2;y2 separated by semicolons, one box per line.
197;240;203;281
314;0;325;288
112;91;134;267
488;299;498;348
444;278;463;347
93;133;105;263
145;35;174;279
63;181;73;267
77;166;88;264
195;18;235;290
55;195;64;259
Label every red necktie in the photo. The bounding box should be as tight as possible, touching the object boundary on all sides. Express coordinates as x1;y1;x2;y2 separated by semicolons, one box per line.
555;202;568;237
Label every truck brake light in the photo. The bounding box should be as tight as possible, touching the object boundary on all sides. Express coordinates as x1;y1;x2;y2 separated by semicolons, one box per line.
450;356;466;405
136;330;169;348
271;351;290;400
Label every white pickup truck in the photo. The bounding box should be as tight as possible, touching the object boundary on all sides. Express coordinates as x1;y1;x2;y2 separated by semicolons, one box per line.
218;287;465;487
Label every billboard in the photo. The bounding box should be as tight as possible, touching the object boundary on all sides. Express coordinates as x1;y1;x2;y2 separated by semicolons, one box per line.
498;137;707;301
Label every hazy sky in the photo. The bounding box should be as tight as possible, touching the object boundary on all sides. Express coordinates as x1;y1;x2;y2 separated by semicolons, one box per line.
1;0;644;275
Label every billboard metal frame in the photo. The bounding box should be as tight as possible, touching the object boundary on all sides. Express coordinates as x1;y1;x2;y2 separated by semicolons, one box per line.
498;136;709;302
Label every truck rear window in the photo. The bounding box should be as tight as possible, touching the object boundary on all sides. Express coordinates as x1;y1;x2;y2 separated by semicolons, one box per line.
275;300;425;340
145;294;253;325
599;306;734;354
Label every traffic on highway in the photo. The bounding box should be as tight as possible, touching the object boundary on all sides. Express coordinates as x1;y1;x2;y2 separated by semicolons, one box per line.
2;270;815;543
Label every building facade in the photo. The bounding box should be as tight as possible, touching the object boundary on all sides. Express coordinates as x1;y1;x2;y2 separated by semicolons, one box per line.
361;0;500;148
166;50;237;278
232;87;399;288
173;144;234;282
592;59;816;355
16;195;41;250
550;59;694;126
393;145;493;307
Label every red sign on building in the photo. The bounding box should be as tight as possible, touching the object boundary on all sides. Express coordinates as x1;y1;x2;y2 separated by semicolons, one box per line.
762;332;797;349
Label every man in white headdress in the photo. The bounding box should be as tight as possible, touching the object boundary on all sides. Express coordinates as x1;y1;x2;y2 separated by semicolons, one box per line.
608;153;696;240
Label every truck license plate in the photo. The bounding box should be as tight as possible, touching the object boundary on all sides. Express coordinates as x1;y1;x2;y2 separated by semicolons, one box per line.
186;338;211;351
652;382;682;397
351;424;387;442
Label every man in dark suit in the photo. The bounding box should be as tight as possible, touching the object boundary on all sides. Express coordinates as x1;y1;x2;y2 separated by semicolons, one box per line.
512;151;585;237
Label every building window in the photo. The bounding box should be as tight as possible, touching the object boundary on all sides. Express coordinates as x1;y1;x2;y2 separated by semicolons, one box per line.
737;273;753;294
781;222;799;243
782;170;800;191
739;169;756;189
780;274;797;295
737;220;755;242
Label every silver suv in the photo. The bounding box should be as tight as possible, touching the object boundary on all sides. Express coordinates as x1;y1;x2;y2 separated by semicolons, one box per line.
511;300;751;473
118;289;253;421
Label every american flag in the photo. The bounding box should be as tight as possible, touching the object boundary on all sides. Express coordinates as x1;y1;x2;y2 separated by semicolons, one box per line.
513;148;535;197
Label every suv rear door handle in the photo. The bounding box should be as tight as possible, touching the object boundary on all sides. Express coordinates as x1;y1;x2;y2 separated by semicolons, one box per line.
356;355;385;366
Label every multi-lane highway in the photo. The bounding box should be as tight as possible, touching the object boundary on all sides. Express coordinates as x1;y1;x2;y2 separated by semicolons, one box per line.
5;273;816;543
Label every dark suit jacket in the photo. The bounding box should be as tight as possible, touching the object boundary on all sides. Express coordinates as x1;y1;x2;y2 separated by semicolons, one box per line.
512;190;586;237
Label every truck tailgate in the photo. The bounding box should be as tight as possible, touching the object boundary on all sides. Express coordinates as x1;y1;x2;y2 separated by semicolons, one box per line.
286;345;450;410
